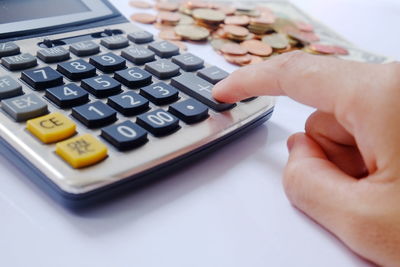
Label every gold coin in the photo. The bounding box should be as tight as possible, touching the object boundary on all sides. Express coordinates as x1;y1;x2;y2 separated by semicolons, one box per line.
240;40;273;57
223;54;252;66
175;25;210;41
159;29;182;41
308;43;336;54
223;25;249;38
131;13;157;24
224;15;250;26
178;14;195;25
210;38;233;51
192;8;226;23
294;21;314;32
157;11;181;24
155;2;179;12
129;1;152;9
262;33;290;50
220;43;248;55
249;55;264;65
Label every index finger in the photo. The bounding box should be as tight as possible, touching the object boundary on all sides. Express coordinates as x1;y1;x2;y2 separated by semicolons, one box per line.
212;51;397;115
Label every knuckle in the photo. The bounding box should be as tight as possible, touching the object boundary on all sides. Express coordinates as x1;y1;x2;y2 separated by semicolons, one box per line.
276;51;310;72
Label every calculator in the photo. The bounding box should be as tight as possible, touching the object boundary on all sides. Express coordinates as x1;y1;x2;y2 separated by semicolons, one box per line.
0;0;274;208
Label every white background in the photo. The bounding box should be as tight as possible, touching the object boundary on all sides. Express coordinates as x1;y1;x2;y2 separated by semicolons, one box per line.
1;1;399;266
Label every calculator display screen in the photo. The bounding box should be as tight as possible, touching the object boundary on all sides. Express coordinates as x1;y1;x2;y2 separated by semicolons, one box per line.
0;0;116;38
0;0;90;24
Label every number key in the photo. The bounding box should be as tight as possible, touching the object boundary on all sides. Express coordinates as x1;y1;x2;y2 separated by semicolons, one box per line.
72;101;117;128
136;109;180;136
114;67;152;88
89;52;126;73
21;66;63;90
107;91;149;116
81;75;121;98
101;120;148;151
57;59;96;80
45;83;89;108
140;82;179;105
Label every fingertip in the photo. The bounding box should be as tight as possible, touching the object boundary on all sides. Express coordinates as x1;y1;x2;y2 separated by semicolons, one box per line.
212;77;242;103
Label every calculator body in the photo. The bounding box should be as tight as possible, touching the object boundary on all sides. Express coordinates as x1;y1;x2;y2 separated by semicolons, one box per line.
0;0;274;208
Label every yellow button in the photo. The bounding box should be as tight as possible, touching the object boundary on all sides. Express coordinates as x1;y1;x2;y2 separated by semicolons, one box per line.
55;134;108;168
27;112;76;144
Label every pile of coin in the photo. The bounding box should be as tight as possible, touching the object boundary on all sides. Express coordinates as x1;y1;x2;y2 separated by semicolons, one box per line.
129;0;349;66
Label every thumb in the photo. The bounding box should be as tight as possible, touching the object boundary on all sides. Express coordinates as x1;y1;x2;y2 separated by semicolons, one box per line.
284;133;357;235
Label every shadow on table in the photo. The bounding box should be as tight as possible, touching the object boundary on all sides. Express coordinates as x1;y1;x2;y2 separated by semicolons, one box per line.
58;122;290;235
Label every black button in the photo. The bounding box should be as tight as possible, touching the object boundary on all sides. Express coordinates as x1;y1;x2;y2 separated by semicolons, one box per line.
100;35;129;49
127;31;154;44
89;52;126;73
171;73;236;112
81;75;121;98
37;47;70;63
107;91;149;116
101;120;148;151
0;42;20;58
140;82;179;105
148;41;179;58
197;66;229;85
114;67;152;88
57;59;97;81
69;41;100;56
46;83;89;108
144;59;180;79
169;99;209;124
172;53;204;71
72;101;117;128
121;45;155;65
136;109;180;137
1;53;37;71
21;66;63;90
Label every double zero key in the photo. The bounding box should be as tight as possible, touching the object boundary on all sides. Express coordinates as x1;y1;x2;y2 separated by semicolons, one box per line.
137;109;180;137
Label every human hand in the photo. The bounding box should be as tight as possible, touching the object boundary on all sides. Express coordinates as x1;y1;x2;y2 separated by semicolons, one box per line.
213;51;400;267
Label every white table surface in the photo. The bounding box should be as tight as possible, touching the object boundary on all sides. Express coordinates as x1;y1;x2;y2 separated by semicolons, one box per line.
1;1;399;266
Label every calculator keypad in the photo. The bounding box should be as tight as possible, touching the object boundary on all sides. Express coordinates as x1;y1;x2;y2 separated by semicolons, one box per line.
46;83;89;108
140;82;179;105
81;75;122;98
57;59;97;80
114;67;152;88
101;120;148;151
107;91;149;116
0;42;20;58
169;99;209;124
100;35;129;50
1;53;37;70
21;66;64;90
69;41;100;56
0;76;23;100
37;47;70;63
136;109;180;137
0;31;246;172
72;101;117;128
89;52;126;73
2;93;48;122
145;59;180;79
